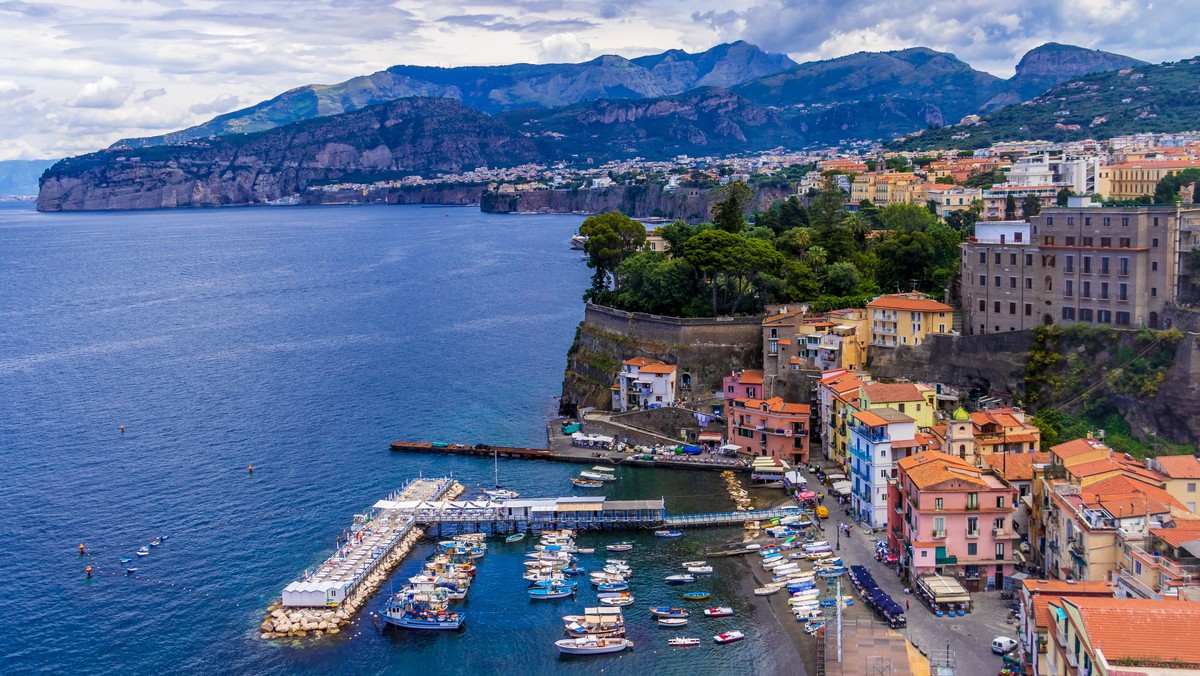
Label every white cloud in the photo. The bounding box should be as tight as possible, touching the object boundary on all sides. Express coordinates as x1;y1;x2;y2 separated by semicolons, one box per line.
69;75;133;109
138;87;166;102
0;79;32;96
188;93;241;115
538;32;592;62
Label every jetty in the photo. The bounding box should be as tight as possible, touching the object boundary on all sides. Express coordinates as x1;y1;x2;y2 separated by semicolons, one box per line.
390;438;750;473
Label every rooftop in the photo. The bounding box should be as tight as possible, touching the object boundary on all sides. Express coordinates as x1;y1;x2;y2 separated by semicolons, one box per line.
1153;455;1200;480
1150;526;1200;549
1059;596;1200;667
638;363;677;375
982;452;1052;482
866;292;953;313
733;369;764;385
1050;436;1111;462
862;382;925;404
898;451;989;491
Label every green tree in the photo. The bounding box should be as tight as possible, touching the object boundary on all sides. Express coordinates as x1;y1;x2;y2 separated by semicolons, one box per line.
728;237;784;314
880;202;937;232
885;156;912;172
844;212;872;252
935;175;957;185
711;180;755;233
682;229;741;315
823;261;862;296
857;200;883;229
656;219;694;254
1022;193;1042;217
1056;187;1074;207
1004;193;1018;220
1153;168;1200;203
874;230;938;292
580;212;647;296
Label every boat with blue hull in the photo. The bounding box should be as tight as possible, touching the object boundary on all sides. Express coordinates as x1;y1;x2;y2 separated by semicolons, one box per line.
381;590;465;630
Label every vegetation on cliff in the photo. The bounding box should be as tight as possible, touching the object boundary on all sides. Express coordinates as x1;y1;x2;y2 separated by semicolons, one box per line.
581;179;962;317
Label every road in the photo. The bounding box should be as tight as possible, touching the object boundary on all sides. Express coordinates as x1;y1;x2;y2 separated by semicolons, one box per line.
799;462;1017;676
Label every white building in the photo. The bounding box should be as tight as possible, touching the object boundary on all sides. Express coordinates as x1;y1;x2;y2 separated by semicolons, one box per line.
848;407;918;527
612;358;678;412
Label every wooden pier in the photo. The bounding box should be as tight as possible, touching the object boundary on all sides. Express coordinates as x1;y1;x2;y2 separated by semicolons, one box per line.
389;439;751;473
662;507;799;527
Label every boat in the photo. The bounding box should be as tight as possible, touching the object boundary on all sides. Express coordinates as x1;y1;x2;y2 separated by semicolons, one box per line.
680;560;707;567
575;548;595;554
533;579;578;589
562;566;586;576
505;533;526;543
484;489;519;500
571;478;605;488
570;234;589;250
668;637;701;647
591;466;616;473
650;607;689;618
563;607;626;638
703;607;734;617
714;631;745;644
657;617;689;627
579;471;616;482
529;583;576;600
149;539;160;547
159;534;170;540
605;558;628;566
686;565;714;574
555;636;633;655
654;530;683;538
381;590;465;630
596;582;629;592
136;547;150;557
599;594;635;607
606;542;634;552
681;591;711;601
125;568;137;574
744;543;762;550
754;585;783;596
119;557;133;563
665;574;696;584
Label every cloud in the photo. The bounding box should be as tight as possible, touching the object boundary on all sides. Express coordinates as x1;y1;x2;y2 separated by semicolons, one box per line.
188;93;241;115
539;33;592;63
68;76;133;109
0;79;32;97
138;87;166;102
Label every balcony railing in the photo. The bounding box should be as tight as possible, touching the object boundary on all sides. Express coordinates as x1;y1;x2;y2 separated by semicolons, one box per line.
933;530;947;539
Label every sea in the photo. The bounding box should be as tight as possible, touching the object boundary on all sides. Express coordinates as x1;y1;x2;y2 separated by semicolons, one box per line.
0;202;803;675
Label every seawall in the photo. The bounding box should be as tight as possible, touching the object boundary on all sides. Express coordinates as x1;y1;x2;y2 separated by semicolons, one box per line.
482;185;794;222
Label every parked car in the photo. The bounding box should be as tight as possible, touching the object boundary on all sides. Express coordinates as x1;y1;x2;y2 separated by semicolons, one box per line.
992;636;1018;654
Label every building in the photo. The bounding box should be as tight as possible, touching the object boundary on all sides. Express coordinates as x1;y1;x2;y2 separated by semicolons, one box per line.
960;221;1040;334
848;407;923;527
761;307;870;397
611;357;677;412
725;396;811;465
1116;524;1200;600
849;172;925;206
936;405;1043;465
929;185;982;220
866;292;954;348
1097;158;1200;201
722;369;765;402
1016;579;1114;676
816;369;869;466
897;451;1021;590
1146;455;1200;513
983;451;1052;539
981;185;1059;221
1046;596;1200;676
642;232;670;255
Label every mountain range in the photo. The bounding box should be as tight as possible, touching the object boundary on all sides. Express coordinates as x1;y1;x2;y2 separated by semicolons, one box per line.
39;40;1160;210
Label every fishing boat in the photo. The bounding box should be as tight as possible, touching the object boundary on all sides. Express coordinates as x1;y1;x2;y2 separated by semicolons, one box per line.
562;566;586;576
599;594;635;607
606;542;634;552
119;557;133;563
533;578;578;589
649;607;689;618
381;590;465;630
668;637;701;647
596;582;629;592
136;547;150;557
571;478;604;488
589;573;627;586
602;563;631;574
657;617;688;627
665;574;696;584
555;636;633;655
703;607;734;617
529;583;576;600
681;591;711;601
563;607;625;638
579;471;616;482
505;533;526;543
686;565;714;574
680;560;707;567
654;530;683;538
714;630;745;644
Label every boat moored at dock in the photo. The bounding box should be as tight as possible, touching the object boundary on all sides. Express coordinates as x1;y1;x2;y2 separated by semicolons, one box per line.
555;636;633;655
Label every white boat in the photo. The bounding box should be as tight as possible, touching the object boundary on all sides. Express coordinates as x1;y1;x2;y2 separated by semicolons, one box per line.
802;541;830;551
744;544;762;550
484;489;519;500
579;471;617;482
599;595;635;607
657;617;688;627
570;234;589;250
136;547;150;557
575;548;595;554
754;586;782;596
686;565;714;574
606;542;634;552
555;636;633;655
591;466;616;473
505;533;526;543
605;558;628;566
714;630;745;644
571;478;604;488
680;560;707;567
665;574;696;584
703;607;734;617
668;637;701;647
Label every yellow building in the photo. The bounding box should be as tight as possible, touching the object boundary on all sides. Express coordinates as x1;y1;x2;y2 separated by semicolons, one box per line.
850;172;925;206
1097;159;1200;201
1147;455;1200;513
865;292;954;348
858;382;936;430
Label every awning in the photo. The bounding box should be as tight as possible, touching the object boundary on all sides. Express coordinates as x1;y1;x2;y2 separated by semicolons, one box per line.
720;444;741;452
831;480;852;496
557;502;603;512
698;432;723;442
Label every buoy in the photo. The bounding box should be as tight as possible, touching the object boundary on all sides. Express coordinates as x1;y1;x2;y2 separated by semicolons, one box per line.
79;543;85;556
248;465;253;473
119;425;125;433
85;565;92;579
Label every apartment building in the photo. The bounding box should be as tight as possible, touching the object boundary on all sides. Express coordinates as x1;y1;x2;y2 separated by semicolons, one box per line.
1016;579;1114;676
849;407;921;527
960;221;1040;334
611;358;677;411
1146;454;1200;513
1046;597;1200;676
866;292;954;347
725;396;811;465
1097;158;1200;200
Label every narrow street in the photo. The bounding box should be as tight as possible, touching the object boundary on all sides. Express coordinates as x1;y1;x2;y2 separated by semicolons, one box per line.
800;463;1016;676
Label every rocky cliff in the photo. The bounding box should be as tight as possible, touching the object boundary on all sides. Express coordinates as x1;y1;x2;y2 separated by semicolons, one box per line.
1006;42;1147;102
38;98;539;211
481;184;793;222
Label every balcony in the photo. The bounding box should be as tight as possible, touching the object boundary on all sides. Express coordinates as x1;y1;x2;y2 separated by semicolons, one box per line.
966;530;980;539
1048;540;1060;554
935;553;958;565
993;525;1019;539
876;326;898;335
933;530;947;539
1070;538;1086;558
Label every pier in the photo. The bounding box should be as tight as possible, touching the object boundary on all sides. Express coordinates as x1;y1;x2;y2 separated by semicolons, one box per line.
390;438;751;473
662;506;799;527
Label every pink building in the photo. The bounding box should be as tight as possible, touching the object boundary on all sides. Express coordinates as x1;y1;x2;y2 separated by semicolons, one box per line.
725;396;811;465
896;451;1021;591
722;369;764;402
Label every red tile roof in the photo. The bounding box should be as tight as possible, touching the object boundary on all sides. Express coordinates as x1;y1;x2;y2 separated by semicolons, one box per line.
1063;596;1200;667
1154;455;1200;479
898;451;986;490
638;363;677;374
862;382;925;404
1150;526;1200;548
733;369;764;385
763;309;805;324
867;293;953;313
1050;436;1111;461
623;357;659;367
982;452;1052;482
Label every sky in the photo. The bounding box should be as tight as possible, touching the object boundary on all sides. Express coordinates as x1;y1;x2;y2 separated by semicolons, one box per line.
1;0;1198;161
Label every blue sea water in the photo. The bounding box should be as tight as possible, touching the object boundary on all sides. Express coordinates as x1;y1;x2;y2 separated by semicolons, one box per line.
0;203;804;675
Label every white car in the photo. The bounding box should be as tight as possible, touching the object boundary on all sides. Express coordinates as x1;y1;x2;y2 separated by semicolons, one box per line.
992;636;1018;655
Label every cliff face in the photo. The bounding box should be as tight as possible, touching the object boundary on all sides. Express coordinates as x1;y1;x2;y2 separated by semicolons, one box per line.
39;98;539;211
1007;43;1147;101
481;185;793;222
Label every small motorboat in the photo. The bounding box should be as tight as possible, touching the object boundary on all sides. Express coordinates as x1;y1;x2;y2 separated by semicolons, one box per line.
650;607;689;618
125;568;138;575
599;595;635;607
703;607;734;617
654;530;683;538
665;574;696;584
159;534;171;540
657;617;688;627
119;557;133;563
680;560;707;567
149;539;161;547
529;584;576;599
606;542;634;552
555;636;633;655
484;489;519;500
714;630;745;644
681;591;710;601
668;637;701;647
596;582;629;592
605;558;628;566
563;566;586;576
136;547;150;557
574;548;595;554
579;471;617;482
571;478;605;488
744;543;762;551
505;533;526;543
533;578;578;589
686;565;714;574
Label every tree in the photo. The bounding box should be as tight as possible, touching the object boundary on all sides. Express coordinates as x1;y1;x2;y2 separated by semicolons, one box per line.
843;212;872;252
935;175;957;185
880;202;937;232
711;180;755;233
728;237;784;314
1056;187;1074;207
925;199;939;215
1153;168;1200;204
885;156;911;172
823;261;861;296
874;230;938;293
1004;193;1018;220
1022;193;1042;218
656;219;694;254
580;212;646;295
682;229;741;315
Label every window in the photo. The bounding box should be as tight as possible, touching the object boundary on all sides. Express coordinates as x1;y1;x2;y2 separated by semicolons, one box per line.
1025;277;1032;290
967;543;978;556
934;517;946;536
1153;237;1159;248
994;301;1001;313
1098;309;1112;323
1063;307;1076;320
1154;217;1160;227
1100;237;1111;248
1152;261;1158;271
1068;217;1075;226
1119;237;1131;249
1045;276;1053;292
996;496;1005;508
1082;281;1090;298
898;403;906;413
966;493;978;509
1025;303;1032;316
769;340;778;355
1015;232;1023;243
1122;216;1129;227
1065;255;1074;272
1119;282;1128;301
1101;257;1110;274
921;550;927;558
979;251;986;264
995;252;1002;265
1083;256;1092;274
1080;308;1093;321
1066;236;1076;246
1152;287;1158;297
1010;253;1017;265
1119;257;1130;275
1045;235;1055;245
1025;253;1033;266
1082;237;1093;247
1065;280;1073;297
1189;483;1196;493
1009;302;1017;315
1135;560;1143;575
1116;311;1130;326
979;274;986;286
935;498;943;510
1100;282;1109;300
978;300;986;312
994;276;1001;287
1010;277;1017;289
1103;217;1111;226
1046;217;1054;226
996;542;1005;560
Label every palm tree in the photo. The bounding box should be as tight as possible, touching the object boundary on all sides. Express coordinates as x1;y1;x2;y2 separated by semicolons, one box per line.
844;213;871;252
802;245;828;269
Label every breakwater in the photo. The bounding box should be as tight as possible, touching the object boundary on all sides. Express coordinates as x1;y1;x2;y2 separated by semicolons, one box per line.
390;438;751;473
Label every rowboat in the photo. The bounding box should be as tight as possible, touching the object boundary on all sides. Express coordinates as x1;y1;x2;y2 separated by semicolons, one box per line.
714;631;745;644
654;530;683;538
754;586;782;596
657;617;688;627
681;591;711;601
816;568;847;579
555;636;633;655
650;607;689;618
744;543;762;550
505;533;526;543
686;565;714;574
579;471;617;482
136;547;150;557
606;542;634;552
596;582;629;592
680;560;707;567
665;574;696;584
599;595;635;607
703;607;734;617
668;637;700;647
563;566;586;576
571;478;604;488
598;591;631;599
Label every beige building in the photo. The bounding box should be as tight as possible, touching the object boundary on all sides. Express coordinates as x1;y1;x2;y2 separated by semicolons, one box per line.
1097;158;1200;201
960;221;1039;334
866;292;954;348
1146;455;1200;513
